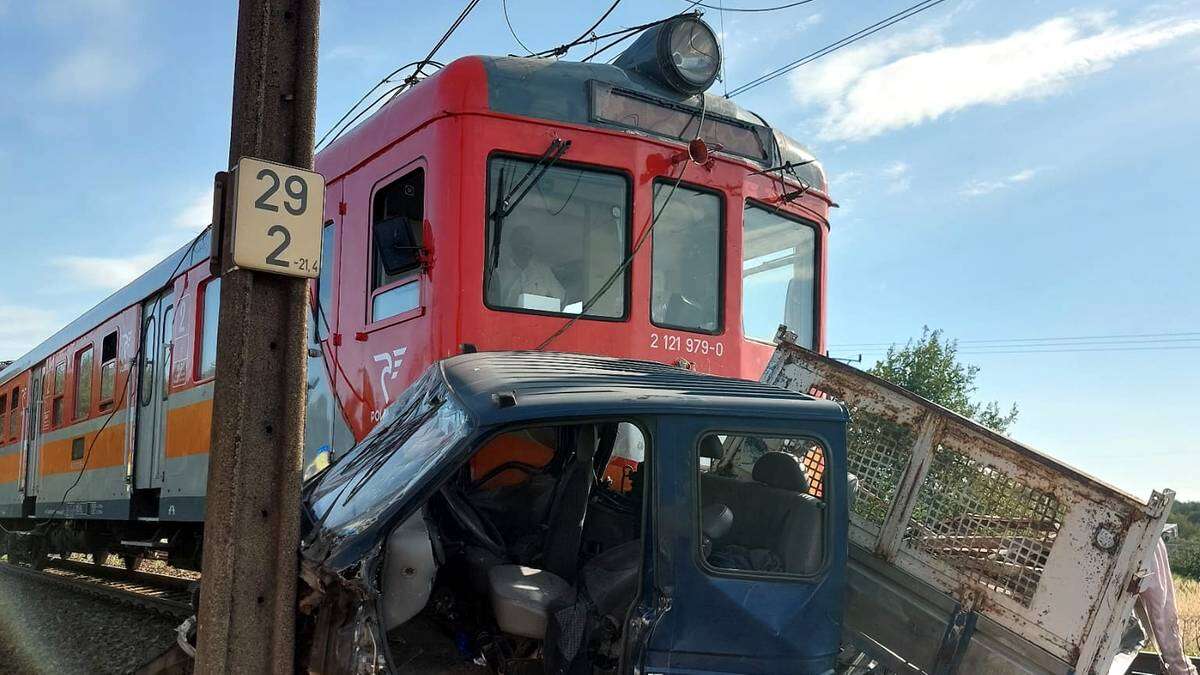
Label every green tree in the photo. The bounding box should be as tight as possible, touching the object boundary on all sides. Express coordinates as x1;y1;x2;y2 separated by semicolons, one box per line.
868;326;1019;433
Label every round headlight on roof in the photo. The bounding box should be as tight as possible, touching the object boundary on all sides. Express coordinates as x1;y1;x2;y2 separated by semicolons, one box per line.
612;16;722;95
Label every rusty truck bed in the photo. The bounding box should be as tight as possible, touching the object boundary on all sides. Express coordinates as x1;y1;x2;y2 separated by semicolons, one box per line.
761;328;1174;674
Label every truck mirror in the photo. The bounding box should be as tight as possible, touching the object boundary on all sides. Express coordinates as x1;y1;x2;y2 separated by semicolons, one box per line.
847;473;860;512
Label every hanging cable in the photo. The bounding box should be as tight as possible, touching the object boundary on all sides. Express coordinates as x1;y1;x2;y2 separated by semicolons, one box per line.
725;0;951;98
681;0;817;12
502;0;536;55
537;160;691;351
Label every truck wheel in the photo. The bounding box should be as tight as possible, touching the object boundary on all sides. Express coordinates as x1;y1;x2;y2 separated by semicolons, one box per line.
91;550;109;567
122;554;144;571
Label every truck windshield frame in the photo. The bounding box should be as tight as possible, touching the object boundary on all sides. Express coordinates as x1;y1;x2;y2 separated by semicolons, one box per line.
742;202;818;347
484;154;632;321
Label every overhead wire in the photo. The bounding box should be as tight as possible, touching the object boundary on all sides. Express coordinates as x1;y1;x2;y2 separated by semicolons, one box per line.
537;160;691;351
829;331;1200;349
725;0;951;98
316;0;481;151
502;0;536;55
682;0;817;12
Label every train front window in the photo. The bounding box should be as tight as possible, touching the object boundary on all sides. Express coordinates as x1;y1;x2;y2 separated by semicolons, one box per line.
651;183;722;333
742;205;816;346
486;157;628;319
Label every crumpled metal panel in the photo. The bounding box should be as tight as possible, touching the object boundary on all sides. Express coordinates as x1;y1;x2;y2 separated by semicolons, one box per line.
762;328;1175;674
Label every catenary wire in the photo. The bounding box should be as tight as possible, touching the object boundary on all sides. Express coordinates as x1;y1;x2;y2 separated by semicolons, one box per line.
681;0;816;12
829;331;1200;348
502;0;536;55
725;0;951;98
317;0;481;151
536;160;691;351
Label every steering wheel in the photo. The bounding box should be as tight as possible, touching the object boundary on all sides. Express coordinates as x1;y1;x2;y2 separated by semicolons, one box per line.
439;487;507;557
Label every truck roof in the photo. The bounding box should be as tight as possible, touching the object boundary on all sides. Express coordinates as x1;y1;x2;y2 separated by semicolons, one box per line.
437;350;847;426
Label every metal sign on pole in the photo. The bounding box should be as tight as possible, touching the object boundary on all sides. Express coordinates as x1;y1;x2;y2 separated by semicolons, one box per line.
195;1;320;673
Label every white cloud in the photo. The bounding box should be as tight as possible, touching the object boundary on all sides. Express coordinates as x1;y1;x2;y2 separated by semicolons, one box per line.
0;303;62;359
791;13;1200;142
52;189;210;292
173;188;215;231
960;167;1044;197
882;161;911;193
45;44;145;101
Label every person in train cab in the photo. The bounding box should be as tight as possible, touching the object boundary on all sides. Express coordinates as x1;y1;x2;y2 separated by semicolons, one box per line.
494;224;565;311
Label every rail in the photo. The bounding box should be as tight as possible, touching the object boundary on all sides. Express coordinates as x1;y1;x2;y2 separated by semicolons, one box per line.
0;557;193;618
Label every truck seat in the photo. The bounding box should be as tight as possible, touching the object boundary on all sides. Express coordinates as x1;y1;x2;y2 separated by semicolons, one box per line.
488;565;573;639
701;452;823;574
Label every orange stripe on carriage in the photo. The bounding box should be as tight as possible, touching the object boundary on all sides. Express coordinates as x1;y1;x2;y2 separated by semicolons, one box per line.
0;453;20;483
164;398;213;458
40;423;127;476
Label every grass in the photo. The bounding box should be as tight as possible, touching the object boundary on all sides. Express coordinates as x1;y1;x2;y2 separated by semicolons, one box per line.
1175;575;1200;656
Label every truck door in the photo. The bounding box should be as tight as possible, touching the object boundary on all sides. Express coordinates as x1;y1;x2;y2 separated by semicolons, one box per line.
637;416;848;675
134;291;173;490
20;365;44;497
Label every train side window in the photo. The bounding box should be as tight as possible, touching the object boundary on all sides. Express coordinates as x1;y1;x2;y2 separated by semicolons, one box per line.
71;437;85;461
99;331;118;408
197;279;220;381
651;183;722;333
8;387;19;440
74;346;94;421
370;168;424;323
316;222;335;339
53;361;66;427
0;394;7;439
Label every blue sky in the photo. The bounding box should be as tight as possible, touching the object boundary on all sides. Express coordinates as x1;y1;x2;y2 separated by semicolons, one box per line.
0;1;1197;500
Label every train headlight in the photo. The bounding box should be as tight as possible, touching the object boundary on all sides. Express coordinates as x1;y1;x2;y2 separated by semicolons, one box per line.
613;16;722;96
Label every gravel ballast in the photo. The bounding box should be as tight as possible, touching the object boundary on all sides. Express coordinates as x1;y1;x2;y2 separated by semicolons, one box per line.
0;569;179;674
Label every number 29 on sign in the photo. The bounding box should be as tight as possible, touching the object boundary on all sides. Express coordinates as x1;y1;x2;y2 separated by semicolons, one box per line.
230;157;326;279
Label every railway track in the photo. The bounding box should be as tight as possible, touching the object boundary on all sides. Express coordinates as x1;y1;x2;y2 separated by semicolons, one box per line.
0;556;194;618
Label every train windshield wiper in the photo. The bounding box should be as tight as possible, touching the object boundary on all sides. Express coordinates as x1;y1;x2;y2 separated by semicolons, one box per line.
489;138;572;269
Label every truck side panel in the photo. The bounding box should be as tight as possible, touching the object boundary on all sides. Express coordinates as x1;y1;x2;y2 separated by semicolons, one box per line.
761;328;1174;675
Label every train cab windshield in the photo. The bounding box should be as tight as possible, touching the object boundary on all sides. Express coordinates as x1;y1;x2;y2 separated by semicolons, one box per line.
742;205;817;346
486;157;629;318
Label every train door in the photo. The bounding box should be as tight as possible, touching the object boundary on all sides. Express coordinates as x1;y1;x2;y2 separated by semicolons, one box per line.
20;365;44;499
135;291;173;490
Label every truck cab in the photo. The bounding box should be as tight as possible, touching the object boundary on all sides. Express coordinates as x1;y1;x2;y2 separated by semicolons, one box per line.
298;350;848;674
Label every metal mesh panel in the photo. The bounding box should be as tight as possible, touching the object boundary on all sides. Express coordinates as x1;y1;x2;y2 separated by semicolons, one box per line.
798;441;825;499
904;445;1065;606
845;410;916;528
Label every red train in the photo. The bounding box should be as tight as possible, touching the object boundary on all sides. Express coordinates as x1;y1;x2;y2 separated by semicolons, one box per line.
0;16;830;569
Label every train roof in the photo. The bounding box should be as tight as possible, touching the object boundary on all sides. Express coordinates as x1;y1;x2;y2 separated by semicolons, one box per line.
436;350;847;426
0;229;211;387
320;54;826;190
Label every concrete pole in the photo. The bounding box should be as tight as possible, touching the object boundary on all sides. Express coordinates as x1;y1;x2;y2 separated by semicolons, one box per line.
195;1;319;673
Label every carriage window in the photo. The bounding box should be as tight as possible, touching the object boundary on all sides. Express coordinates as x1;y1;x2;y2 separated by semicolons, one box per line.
652;184;721;333
371;168;424;322
698;434;826;577
198;279;220;380
74;346;94;420
0;394;7;440
9;387;20;440
486;157;628;319
53;361;66;427
100;331;118;405
742;205;816;346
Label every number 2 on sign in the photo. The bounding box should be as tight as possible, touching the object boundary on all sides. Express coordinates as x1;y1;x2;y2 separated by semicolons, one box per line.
254;169;310;268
